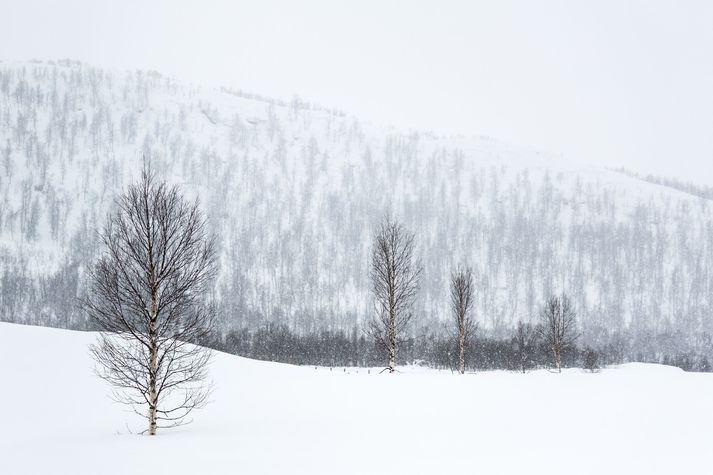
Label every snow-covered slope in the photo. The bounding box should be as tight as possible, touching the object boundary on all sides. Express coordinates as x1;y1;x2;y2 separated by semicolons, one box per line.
1;60;712;340
1;322;712;474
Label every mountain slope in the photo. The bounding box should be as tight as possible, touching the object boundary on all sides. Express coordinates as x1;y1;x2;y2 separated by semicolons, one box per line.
0;60;712;342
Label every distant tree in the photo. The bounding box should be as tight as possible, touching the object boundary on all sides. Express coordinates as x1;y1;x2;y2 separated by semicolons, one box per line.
582;347;601;373
350;325;360;366
368;217;422;373
25;197;41;241
2;140;12;180
512;320;537;373
537;294;578;373
450;265;476;374
83;169;217;435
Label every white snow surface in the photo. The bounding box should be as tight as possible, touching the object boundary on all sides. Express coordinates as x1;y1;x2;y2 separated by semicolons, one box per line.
1;322;712;474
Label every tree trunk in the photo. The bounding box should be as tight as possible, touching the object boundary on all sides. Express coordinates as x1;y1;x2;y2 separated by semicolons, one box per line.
458;331;465;374
553;346;561;373
148;351;157;435
387;319;396;373
148;297;158;435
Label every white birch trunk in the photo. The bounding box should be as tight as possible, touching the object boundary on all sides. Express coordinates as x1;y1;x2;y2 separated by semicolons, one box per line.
148;297;158;435
458;330;466;374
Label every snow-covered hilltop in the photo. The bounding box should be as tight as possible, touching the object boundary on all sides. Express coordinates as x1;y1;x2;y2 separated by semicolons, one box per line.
0;60;711;347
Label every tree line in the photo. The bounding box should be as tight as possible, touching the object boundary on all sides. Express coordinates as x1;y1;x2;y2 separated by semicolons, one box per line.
201;315;711;374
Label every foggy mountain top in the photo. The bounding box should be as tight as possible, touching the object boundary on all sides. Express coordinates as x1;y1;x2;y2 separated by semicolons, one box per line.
2;1;713;184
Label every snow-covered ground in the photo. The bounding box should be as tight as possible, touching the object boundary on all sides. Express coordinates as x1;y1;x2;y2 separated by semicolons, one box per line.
1;322;712;474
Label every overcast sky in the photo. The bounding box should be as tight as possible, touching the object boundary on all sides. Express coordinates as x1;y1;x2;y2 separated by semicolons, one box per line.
2;0;713;183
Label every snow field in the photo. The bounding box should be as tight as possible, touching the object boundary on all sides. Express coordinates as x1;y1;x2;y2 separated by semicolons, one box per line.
1;322;712;475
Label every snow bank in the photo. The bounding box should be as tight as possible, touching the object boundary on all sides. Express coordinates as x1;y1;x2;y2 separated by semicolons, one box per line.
1;322;711;474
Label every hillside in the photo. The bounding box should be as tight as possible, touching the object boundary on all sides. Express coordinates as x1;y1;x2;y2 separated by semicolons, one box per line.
0;60;712;346
1;322;712;474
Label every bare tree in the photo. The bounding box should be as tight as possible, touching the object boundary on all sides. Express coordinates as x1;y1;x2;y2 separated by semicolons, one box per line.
537;294;578;372
450;265;476;374
512;320;537;373
83;169;217;435
368;217;422;373
582;346;601;373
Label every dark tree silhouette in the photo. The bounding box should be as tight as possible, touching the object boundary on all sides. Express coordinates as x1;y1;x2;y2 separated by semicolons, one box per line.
582;347;601;373
83;170;217;435
512;320;537;373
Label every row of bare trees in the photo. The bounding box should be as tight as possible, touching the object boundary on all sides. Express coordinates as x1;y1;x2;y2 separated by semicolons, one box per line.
84;174;581;435
366;217;478;375
368;217;579;374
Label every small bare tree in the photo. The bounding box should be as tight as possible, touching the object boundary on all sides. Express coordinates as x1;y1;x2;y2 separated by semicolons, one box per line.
368;217;422;373
537;294;578;372
83;170;217;435
450;266;476;374
512;320;536;373
582;346;601;373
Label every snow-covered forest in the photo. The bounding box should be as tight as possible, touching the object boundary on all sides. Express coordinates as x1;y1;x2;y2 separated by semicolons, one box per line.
1;60;712;368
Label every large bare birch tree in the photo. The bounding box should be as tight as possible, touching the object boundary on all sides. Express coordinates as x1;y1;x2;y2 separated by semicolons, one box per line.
537;294;578;372
368;217;422;373
450;266;476;374
83;170;217;435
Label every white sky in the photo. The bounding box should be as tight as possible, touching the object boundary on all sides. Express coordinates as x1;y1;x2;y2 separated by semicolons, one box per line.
2;0;713;183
